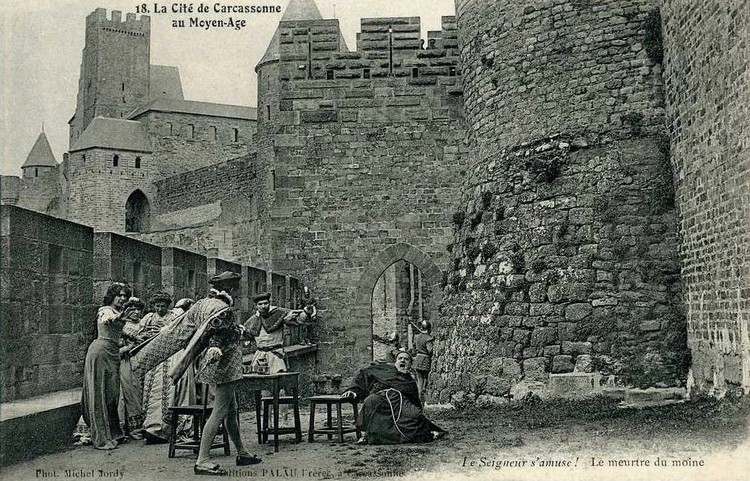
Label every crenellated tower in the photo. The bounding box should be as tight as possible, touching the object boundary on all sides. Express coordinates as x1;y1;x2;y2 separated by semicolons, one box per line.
69;8;150;148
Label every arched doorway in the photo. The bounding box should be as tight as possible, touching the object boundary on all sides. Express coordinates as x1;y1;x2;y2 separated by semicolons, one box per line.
371;260;434;362
125;190;150;233
354;243;444;362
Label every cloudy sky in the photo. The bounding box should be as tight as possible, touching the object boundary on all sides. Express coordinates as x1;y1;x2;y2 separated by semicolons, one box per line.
0;0;455;175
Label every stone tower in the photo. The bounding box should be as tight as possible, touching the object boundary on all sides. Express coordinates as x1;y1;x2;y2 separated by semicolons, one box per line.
69;8;150;147
433;0;686;404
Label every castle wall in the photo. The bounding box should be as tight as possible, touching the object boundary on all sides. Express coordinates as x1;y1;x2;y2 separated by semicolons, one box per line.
93;232;162;306
161;247;208;302
662;0;750;394
65;148;156;232
1;206;96;402
260;17;465;380
135;111;256;177
434;0;685;404
136;153;264;263
1;170;60;216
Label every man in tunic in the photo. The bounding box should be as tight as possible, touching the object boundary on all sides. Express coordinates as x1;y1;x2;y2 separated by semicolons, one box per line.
243;292;306;374
341;351;445;445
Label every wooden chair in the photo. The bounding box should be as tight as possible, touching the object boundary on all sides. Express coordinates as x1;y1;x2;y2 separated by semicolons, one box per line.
307;395;360;443
167;384;230;458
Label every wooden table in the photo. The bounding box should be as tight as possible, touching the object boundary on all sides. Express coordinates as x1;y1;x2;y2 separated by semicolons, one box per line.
238;372;300;452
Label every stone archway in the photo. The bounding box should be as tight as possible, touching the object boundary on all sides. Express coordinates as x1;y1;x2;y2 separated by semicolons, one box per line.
354;243;444;360
125;189;151;233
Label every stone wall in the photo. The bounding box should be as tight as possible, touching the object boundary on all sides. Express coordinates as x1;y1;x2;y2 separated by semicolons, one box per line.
134;111;256;177
1;206;96;402
93;232;162;306
662;0;750;394
65;148;156;233
0;171;60;216
434;0;686;404
258;15;466;382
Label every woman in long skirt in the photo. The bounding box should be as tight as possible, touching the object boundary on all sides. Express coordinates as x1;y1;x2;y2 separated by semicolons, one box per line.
80;283;135;450
140;292;196;444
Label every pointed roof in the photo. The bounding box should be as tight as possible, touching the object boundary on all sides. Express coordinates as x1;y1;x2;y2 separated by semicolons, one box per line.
257;0;324;70
150;65;184;101
21;131;57;168
70;117;152;153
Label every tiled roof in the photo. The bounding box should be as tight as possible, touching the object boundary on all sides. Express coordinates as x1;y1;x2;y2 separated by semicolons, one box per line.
21;132;57;168
128;98;257;121
150;65;184;100
70;117;152;152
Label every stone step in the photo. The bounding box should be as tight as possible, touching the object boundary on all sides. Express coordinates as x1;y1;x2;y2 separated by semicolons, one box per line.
1;388;81;466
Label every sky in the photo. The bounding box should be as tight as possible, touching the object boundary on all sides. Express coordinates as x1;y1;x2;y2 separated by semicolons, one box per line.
0;0;455;176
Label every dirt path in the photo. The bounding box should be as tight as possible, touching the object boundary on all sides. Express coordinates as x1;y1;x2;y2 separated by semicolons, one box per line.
2;398;748;481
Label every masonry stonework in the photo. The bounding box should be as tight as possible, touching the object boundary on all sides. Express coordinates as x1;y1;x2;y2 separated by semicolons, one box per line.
662;0;750;395
433;0;686;404
1;206;96;402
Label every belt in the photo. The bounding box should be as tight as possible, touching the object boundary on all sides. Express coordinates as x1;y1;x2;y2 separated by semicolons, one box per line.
257;345;283;352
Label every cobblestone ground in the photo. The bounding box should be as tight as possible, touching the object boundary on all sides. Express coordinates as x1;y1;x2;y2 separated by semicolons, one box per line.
2;398;749;481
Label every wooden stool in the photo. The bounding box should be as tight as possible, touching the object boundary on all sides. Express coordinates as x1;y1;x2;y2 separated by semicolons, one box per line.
307;395;360;443
167;385;230;458
258;395;302;444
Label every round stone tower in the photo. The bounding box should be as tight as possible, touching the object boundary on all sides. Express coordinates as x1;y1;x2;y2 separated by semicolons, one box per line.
433;0;687;404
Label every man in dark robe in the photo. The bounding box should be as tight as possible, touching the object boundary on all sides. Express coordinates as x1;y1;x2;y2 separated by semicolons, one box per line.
341;351;445;445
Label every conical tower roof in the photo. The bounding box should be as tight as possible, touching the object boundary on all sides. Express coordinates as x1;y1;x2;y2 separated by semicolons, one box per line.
21;131;57;168
257;0;324;70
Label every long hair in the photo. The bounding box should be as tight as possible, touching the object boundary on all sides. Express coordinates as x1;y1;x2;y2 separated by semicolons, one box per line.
102;282;132;307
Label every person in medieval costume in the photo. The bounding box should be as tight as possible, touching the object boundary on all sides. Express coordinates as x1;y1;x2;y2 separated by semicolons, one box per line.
410;320;435;403
341;351;445;445
118;296;147;440
139;292;197;444
167;271;262;476
243;292;310;374
73;283;137;450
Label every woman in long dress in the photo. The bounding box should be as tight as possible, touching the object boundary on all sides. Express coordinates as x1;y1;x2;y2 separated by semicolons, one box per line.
118;297;146;439
79;283;135;450
140;292;196;443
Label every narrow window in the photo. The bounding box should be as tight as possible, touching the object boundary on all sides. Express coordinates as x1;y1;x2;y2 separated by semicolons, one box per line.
133;261;143;285
35;168;39;177
326;69;334;80
210;126;217;140
363;68;371;79
49;245;63;273
166;122;173;136
113;154;119;167
266;105;271;120
82;154;86;164
121;82;125;91
254;281;260;295
412;67;419;78
135;156;141;169
232;128;239;142
188;124;195;139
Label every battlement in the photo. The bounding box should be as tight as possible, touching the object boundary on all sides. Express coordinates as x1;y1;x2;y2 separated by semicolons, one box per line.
87;8;150;33
276;15;460;82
